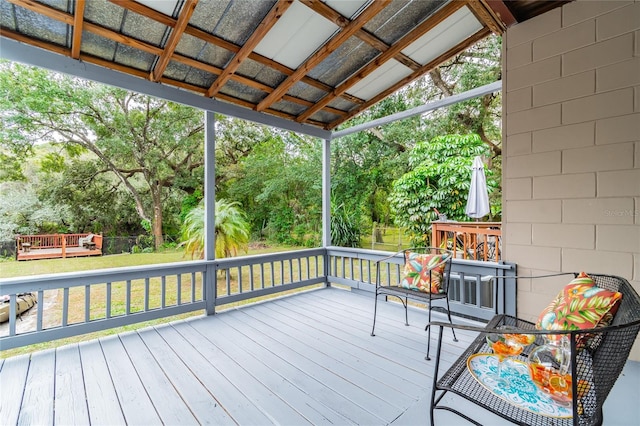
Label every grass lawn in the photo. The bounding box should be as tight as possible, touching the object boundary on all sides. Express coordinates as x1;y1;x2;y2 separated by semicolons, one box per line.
0;244;309;358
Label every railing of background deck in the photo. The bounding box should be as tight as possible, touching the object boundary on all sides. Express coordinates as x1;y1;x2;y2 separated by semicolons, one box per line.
0;249;326;350
326;247;516;321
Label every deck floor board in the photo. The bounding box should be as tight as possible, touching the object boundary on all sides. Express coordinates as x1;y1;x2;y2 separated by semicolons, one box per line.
53;345;89;426
1;286;638;425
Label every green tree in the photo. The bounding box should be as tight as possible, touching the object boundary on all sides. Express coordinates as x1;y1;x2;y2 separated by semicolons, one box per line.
180;199;250;259
388;134;497;246
0;62;204;248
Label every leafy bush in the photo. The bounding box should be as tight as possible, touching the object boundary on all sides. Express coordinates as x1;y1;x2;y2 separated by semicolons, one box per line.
331;203;361;247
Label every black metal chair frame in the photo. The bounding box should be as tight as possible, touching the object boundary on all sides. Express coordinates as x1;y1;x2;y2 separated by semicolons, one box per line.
370;247;458;360
429;273;640;426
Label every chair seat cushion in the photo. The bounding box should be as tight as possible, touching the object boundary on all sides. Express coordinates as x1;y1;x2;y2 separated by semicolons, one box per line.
536;272;622;347
399;251;449;294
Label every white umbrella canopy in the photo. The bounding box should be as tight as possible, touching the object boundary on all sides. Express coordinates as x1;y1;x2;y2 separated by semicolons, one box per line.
465;156;490;220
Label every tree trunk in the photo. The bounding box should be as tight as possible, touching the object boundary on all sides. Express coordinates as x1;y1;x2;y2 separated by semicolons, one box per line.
151;188;164;250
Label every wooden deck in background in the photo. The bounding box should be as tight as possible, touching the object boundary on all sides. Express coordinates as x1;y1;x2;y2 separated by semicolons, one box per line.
1;287;638;425
16;246;102;261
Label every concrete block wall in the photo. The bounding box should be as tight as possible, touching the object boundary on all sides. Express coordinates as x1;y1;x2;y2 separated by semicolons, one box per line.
503;0;640;359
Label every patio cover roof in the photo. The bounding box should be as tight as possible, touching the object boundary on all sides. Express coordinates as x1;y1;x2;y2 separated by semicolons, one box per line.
0;0;568;138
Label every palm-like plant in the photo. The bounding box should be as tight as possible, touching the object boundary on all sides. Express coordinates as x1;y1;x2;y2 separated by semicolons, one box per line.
181;199;250;259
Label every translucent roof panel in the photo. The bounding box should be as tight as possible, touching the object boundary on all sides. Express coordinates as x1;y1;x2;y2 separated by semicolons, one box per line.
236;58;287;88
328;97;358;111
324;0;368;19
219;80;268;105
121;9;168;47
188;0;232;33
212;0;276;45
1;1;16;30
80;31;117;61
287;81;328;104
402;6;483;66
254;0;338;69
84;1;125;32
346;59;413;101
134;0;180;17
364;0;447;45
15;5;68;47
308;37;379;87
114;44;156;72
175;33;207;60
270;100;307;117
162;60;191;82
184;67;216;89
198;43;235;69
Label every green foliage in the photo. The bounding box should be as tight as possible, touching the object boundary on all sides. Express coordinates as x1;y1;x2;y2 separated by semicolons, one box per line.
389;134;497;246
330;203;361;248
0;62;204;247
180;199;250;259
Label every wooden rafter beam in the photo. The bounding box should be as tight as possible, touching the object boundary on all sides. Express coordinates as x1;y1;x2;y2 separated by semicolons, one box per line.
300;0;421;71
150;0;199;82
206;0;293;98
327;27;492;130
6;0;73;24
256;0;391;113
0;27;71;56
111;0;365;106
484;0;517;28
297;0;465;123
71;0;86;59
466;0;506;34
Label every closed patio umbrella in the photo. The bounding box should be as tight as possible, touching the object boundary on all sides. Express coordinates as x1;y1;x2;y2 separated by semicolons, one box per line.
465;156;490;220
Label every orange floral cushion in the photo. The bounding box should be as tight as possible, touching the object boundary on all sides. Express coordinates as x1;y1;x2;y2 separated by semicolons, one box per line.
536;272;622;346
399;252;449;294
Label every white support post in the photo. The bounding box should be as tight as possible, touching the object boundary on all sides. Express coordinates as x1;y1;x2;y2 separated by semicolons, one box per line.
204;111;217;315
322;138;331;285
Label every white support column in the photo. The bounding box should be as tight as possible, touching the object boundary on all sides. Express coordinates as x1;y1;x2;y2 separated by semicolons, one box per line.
322;138;331;286
204;111;216;315
322;138;331;248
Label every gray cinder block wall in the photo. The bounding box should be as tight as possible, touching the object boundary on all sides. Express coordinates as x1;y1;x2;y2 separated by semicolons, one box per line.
502;0;640;360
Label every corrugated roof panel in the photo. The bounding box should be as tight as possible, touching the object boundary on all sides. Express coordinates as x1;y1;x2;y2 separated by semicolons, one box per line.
327;97;357;111
39;0;69;13
219;79;267;104
84;0;125;31
162;60;190;81
184;67;216;88
308;37;378;87
114;44;155;72
287;81;327;103
324;0;369;19
364;0;447;45
236;58;287;87
198;43;234;68
346;59;413;100
175;32;207;59
402;6;483;65
1;1;16;30
80;31;117;61
213;0;276;45
134;0;180;17
14;5;68;47
122;9;168;47
254;0;338;69
309;109;341;124
188;0;232;33
270;99;307;117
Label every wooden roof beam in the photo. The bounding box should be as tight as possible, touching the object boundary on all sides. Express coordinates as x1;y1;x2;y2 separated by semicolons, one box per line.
300;0;421;71
466;0;506;34
111;0;365;106
297;0;465;123
71;0;86;59
484;0;518;28
256;0;391;113
206;0;293;98
150;0;199;82
6;0;72;24
327;27;492;129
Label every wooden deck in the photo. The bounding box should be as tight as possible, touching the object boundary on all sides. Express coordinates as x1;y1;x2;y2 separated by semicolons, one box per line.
1;287;638;425
16;246;102;261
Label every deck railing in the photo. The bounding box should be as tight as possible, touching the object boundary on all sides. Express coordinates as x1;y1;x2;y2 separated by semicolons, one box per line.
0;249;325;350
431;221;502;262
326;247;516;321
0;247;511;350
16;233;101;249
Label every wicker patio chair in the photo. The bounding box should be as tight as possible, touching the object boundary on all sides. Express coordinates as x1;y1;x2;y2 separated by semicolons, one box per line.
429;273;640;426
370;247;457;360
